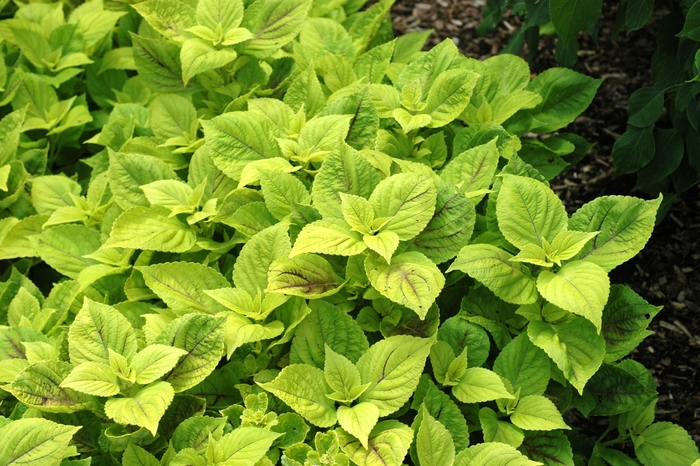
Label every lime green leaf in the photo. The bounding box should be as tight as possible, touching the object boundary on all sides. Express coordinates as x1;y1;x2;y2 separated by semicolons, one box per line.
355;40;394;84
131;344;188;385
440;139;500;204
312;144;381;219
363;231;400;264
104;206;197;253
483;54;531;94
155;314;225;392
357;335;433;416
241;0;312;58
510;395;569;431
298;114;353;156
341;193;375;233
425;69;479;127
106;381;174;435
214;427;281;465
259;364;336;427
546;230;599;264
510;244;550;268
196;0;244;31
123;444;160;466
365;251;445;317
406;181;476;264
31;225;101;279
493;333;550;397
30;175;81;215
497;175;568;249
370;173;437;241
7;360;94;412
569;195;661;272
0;108;26;166
392;108;432;133
291;219;366;257
454;442;541;466
131;34;185;93
267;253;343;298
324;344;362;395
528;317;605;394
452;368;514;403
291;300;369;368
537;261;610;332
347;0;394;55
337;403;380;449
449;244;538;305
338;420;414;466
0;418;80;466
109;150;178;210
234;223;291;294
132;0;196;41
0;215;47;260
61;361;121;397
633;422;700;466
202;112;282;180
181;39;237;84
150;94;198;144
137;262;230;315
69;298;137;366
480;407;524;448
283;63;325;117
259;168;311;220
417;406;456;466
415;380;470;452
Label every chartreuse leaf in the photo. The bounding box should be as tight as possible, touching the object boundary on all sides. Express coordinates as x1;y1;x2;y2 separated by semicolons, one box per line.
312;144;381;219
341;193;375;233
369;173;437;241
497;175;568;249
30;175;81;215
449;244;538;305
259;168;311;220
569;195;661;272
284;63;325;117
61;361;121;397
493;333;551;397
104;206;197;253
105;381;174;435
425;69;479;128
7;360;94;412
291;219;366;257
537;261;610;332
510;396;569;431
132;0;196;41
453;368;514;403
454;442;541;466
123;444;160;466
0;418;80;466
364;231;401;264
337;403;380;449
480;407;525;448
181;39;237;84
406;181;476;264
324;344;363;397
212;427;281;465
545;230;599;264
357;335;433;416
338;420;414;466
32;225;101;279
258;364;336;427
528;317;605;394
196;0;244;31
68;298;138;366
365;252;445;317
109;151;178;210
417;405;456;466
202;112;282;180
137;262;230;315
154;314;225;392
633;422;700;466
234;223;291;294
131;344;188;385
241;0;312;58
291;300;369;368
267;253;343;298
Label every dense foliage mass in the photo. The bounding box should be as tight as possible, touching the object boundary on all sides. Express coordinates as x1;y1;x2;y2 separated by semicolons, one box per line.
0;0;698;465
479;0;700;216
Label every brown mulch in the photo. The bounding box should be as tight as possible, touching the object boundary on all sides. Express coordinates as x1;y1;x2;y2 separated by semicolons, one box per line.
390;0;700;445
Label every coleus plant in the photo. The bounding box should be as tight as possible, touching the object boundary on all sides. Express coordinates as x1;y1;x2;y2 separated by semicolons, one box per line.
0;0;698;465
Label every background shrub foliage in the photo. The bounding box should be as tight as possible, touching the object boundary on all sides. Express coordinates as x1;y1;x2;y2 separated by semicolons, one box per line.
0;0;698;465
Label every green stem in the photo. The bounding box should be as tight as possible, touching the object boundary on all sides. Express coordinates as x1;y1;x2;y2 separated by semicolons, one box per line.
601;434;631;447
